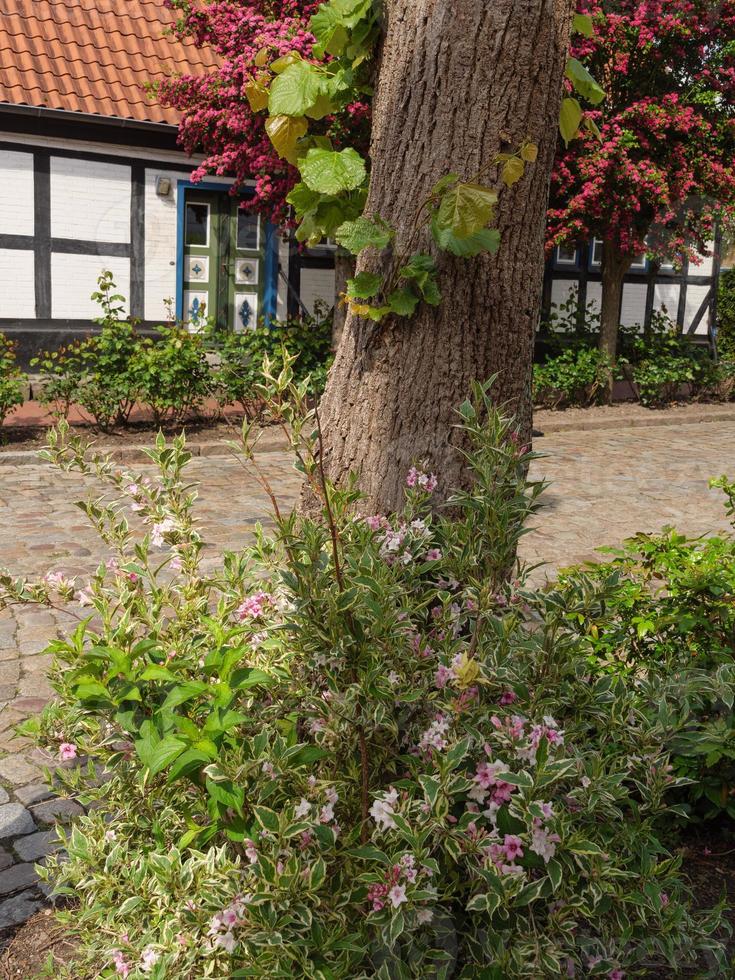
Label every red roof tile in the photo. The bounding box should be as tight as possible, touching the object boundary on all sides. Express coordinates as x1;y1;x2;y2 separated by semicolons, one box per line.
0;0;219;126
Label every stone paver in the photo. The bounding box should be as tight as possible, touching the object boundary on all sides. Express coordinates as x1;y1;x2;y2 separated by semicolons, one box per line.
0;419;734;930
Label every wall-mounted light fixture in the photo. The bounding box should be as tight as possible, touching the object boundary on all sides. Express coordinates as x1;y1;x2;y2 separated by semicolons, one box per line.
155;175;172;197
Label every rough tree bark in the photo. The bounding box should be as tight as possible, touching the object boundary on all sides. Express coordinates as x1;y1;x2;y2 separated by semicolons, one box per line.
331;250;355;348
315;0;575;513
599;238;631;363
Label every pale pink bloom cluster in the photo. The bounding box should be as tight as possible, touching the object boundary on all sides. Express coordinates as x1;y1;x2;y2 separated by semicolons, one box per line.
208;895;251;954
45;570;73;590
406;466;438;493
235;590;272;621
487;834;526;876
59;742;77;761
76;587;94;607
367;854;420;911
112;950;131;977
418;714;451;753
140;947;159;973
370;786;399;832
469;758;514;808
425;548;442;561
434;650;473;690
150;516;177;548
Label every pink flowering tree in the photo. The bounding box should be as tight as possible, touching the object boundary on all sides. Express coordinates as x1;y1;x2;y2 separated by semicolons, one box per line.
157;0;370;336
547;0;735;365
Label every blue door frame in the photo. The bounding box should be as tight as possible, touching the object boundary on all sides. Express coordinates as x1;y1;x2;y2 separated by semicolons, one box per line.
175;180;279;325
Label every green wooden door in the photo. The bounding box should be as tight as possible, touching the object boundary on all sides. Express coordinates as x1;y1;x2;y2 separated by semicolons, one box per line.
182;191;264;332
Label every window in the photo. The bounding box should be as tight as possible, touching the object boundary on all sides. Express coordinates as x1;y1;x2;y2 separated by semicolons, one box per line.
185;203;209;247
237;211;260;250
629;253;647;270
555;244;578;266
590;239;603;266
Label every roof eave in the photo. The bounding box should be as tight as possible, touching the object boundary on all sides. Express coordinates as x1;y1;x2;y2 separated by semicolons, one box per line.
0;102;179;134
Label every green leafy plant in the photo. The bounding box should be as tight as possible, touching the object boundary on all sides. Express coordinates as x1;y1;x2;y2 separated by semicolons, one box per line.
556;477;735;821
206;312;333;417
0;331;26;425
0;368;729;978
134;322;212;426
533;347;613;409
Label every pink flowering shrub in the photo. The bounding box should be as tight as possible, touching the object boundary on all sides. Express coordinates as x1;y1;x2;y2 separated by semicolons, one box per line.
0;365;729;977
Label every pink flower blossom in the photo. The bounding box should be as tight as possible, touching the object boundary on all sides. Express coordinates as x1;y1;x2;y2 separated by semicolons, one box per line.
59;742;77;761
388;884;407;907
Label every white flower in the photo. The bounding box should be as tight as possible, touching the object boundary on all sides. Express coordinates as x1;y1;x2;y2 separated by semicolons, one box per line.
320;803;334;824
370;787;399;831
294;798;311;819
416;908;434;924
325;786;339;805
387;671;400;685
213;931;236;953
151;517;176;548
530;827;558;863
76;588;93;607
140;948;159;973
389;884;407;907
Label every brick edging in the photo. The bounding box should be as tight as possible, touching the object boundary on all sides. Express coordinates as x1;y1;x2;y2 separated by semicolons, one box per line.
0;433;289;467
536;409;735;435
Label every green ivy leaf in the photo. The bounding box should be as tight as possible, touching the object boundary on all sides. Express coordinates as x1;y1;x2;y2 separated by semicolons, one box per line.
435;183;498;239
400;254;441;306
565;58;605;106
346;271;382;299
387;287;419;317
299;148;367;195
431;219;500;258
334;215;392;254
265;115;309;164
286;182;324;216
573;13;594;36
268;62;324;117
559;97;583;146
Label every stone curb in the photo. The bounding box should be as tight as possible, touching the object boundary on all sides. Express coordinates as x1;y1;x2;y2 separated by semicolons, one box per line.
0;433;289;467
536;409;735;435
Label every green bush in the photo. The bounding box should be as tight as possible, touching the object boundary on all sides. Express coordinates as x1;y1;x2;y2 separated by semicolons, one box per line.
717;266;735;359
533;347;612;408
1;370;729;978
0;331;26;425
207;312;333;417
556;479;735;821
134;323;212;426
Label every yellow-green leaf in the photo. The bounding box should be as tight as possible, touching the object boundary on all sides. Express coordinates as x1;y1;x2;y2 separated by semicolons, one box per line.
244;77;270;113
435;182;498;239
520;142;538;163
501;156;525;188
565;58;605;106
559;97;583;146
573;13;594;37
268;61;323;117
271;51;302;74
266;114;309;164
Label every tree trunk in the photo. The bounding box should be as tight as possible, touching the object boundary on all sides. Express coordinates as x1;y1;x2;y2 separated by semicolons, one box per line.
331;250;354;348
599;239;631;363
599;239;632;402
316;0;575;514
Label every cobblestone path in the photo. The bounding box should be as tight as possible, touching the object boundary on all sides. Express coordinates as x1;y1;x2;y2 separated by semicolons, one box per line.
0;419;733;929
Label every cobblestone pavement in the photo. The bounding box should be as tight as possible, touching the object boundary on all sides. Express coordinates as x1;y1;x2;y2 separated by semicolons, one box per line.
0;420;733;929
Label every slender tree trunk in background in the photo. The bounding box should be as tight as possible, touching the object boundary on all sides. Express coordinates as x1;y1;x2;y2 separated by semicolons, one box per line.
315;0;575;514
331;250;354;348
599;239;632;401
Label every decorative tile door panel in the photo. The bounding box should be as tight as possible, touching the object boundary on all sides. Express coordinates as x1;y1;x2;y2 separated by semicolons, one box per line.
182;190;265;333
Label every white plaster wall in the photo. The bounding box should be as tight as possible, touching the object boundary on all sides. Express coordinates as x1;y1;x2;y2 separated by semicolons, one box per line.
0;150;34;237
585;281;602;313
549;279;577;313
277;235;290;320
50;157;131;243
51;254;130;319
300;266;336;315
620;282;648;328
653;282;680;321
684;283;711;335
0;249;35;317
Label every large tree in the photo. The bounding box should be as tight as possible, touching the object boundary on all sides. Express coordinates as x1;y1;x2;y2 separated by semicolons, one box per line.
315;1;574;512
547;0;735;363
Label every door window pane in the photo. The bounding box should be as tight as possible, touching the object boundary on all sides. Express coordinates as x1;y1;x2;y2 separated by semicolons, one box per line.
185;203;209;246
237;211;260;250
